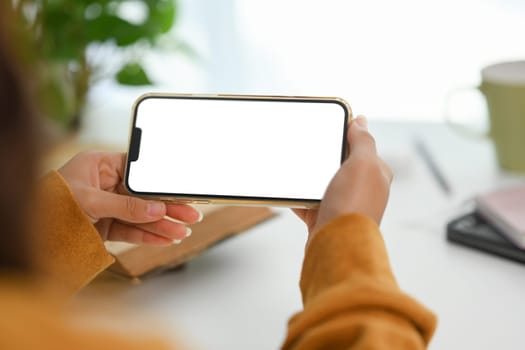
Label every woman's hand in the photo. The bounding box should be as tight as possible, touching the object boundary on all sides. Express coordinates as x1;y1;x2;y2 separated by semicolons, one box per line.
293;116;393;239
58;152;202;246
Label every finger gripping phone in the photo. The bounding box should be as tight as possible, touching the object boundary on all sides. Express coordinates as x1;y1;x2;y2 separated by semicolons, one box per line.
124;93;351;208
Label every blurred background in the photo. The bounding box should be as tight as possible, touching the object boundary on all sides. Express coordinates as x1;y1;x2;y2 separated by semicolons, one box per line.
10;2;525;349
17;0;525;147
161;0;525;119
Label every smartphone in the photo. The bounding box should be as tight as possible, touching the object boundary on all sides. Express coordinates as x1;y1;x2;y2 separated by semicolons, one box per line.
124;93;351;208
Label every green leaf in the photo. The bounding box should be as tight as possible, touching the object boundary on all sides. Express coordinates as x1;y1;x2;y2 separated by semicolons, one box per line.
86;15;148;46
116;62;153;85
40;5;88;60
142;0;176;40
38;63;77;127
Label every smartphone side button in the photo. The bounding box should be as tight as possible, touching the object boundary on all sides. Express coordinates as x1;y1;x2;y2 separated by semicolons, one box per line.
192;200;210;204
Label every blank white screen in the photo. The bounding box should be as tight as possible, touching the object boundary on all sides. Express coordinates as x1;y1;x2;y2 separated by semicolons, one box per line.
128;97;347;200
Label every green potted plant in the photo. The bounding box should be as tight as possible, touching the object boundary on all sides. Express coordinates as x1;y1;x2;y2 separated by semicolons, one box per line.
13;0;179;130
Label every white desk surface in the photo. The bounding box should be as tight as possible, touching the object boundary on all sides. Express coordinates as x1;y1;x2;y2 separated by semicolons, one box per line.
82;121;525;350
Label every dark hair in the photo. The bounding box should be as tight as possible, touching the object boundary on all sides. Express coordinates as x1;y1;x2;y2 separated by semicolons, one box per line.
0;4;39;273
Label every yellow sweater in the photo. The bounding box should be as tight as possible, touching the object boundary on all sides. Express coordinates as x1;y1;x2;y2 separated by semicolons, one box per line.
0;172;437;349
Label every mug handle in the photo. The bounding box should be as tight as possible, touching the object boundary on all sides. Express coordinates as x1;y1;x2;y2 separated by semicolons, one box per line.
444;86;489;139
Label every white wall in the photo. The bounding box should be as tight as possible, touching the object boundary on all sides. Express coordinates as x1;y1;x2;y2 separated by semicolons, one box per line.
83;0;525;145
174;0;525;120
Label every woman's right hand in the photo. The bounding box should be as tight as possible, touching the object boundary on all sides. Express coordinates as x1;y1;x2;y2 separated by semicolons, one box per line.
293;116;393;239
58;152;202;246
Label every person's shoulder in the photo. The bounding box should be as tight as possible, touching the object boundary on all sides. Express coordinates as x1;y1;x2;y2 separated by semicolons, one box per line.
0;276;172;350
0;276;62;348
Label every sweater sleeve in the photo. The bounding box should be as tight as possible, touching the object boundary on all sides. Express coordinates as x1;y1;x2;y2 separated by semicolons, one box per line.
36;171;115;294
282;214;437;350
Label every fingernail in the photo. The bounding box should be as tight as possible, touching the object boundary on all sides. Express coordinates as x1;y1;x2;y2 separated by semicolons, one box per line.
163;215;183;224
185;227;192;237
173;239;182;245
355;116;368;129
187;205;204;223
148;202;165;217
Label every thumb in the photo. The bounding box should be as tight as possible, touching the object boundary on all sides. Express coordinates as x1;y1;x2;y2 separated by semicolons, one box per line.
347;116;377;156
84;189;166;223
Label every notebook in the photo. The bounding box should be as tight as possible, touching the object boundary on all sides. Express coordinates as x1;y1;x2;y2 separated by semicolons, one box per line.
105;205;276;279
475;186;525;249
447;212;525;264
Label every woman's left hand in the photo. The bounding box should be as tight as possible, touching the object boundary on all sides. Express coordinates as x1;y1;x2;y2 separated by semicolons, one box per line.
58;151;202;246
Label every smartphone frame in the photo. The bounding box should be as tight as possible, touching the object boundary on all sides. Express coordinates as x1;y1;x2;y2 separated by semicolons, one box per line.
124;93;352;208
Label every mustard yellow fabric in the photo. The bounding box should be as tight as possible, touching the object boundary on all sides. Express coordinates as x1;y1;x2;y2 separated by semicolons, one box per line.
282;214;437;349
0;171;436;349
35;171;115;293
0;171;170;349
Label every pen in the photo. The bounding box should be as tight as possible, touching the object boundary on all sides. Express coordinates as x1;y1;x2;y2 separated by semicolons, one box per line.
413;137;453;196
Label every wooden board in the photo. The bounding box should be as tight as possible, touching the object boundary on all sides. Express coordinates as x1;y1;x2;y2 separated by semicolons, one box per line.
106;205;276;278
